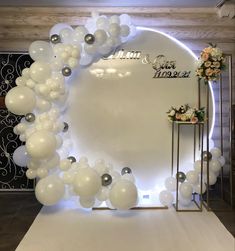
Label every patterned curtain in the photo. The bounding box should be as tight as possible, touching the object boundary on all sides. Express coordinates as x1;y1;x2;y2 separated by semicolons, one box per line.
0;53;34;190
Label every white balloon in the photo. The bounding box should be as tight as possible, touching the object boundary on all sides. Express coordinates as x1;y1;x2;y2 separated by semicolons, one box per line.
109;170;121;183
60;28;74;44
194;160;207;174
36;98;51;112
94;162;108;176
179;182;193;199
193;182;207;194
122;173;135;183
30;62;51;83
218;156;226;167
15;76;26;86
120;25;130;37
35;175;65;206
62;171;74;184
22;68;30;78
59;159;71;171
49;23;72;37
13;145;29;167
204;172;217;185
29;41;54;62
179;196;192;207
210;147;222;159
109;179;138;210
109;15;120;25
186;170;199;185
26;169;37;179
94;29;107;45
159;190;174;207
27;159;41;170
16;123;27;134
96;187;109;201
51;58;64;71
79;196;95;208
209;159;221;173
73;26;89;43
96;16;109;30
26;130;57;159
97;44;112;55
120;14;131;25
5;86;36;115
164;177;176;191
37;167;49;178
73;167;101;197
108;23;121;37
44;153;60;169
84;43;98;55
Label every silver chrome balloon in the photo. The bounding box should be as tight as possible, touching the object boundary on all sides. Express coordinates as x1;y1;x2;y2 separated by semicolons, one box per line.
84;34;95;44
176;171;186;183
62;66;72;77
63;122;69;132
121;167;132;175
101;173;112;186
202;151;212;161
67;156;76;163
50;34;61;44
25;113;35;123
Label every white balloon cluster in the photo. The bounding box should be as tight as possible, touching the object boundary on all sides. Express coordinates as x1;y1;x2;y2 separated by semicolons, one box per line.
159;146;225;207
6;14;138;210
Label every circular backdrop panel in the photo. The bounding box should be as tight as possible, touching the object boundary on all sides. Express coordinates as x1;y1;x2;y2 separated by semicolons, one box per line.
66;28;213;192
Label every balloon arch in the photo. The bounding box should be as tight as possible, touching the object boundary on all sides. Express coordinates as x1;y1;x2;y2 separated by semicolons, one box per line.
6;14;224;210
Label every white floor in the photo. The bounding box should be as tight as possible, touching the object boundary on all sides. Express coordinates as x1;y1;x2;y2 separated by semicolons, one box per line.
17;202;234;251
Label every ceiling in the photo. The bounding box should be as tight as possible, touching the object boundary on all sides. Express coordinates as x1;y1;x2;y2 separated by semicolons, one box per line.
0;0;234;7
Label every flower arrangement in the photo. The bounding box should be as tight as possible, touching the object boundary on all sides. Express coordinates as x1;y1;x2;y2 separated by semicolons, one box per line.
196;43;226;82
167;104;205;123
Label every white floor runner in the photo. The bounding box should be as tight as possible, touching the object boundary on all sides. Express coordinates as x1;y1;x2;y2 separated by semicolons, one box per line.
16;202;234;251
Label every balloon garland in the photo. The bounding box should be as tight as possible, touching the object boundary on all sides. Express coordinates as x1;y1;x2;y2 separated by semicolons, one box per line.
6;14;139;210
5;14;226;210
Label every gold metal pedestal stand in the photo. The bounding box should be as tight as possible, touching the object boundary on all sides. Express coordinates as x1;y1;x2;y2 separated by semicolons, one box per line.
172;121;204;212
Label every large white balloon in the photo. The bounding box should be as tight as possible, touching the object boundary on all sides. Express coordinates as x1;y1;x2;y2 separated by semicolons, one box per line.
159;190;174;207
13;145;29;167
109;179;138;210
29;41;54;62
179;182;193;199
5;86;36;115
26;130;57;159
73;167;101;197
30;62;52;83
35;175;65;206
79;196;95;208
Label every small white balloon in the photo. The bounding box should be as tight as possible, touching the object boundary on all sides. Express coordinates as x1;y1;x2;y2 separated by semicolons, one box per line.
35;175;65;206
209;159;221;173
210;147;222;159
186;170;199;185
26;169;37;179
164;177;176;191
109;15;120;25
60;28;74;44
36;98;51;112
79;196;95;208
204;172;217;185
49;23;72;37
108;23;121;37
120;25;130;37
37;167;49;178
96;187;109;201
159;190;174;207
122;173;135;183
193;182;207;194
5;86;36;115
179;182;193;199
218;156;226;167
94;29;107;45
96;16;109;30
59;159;72;171
62;171;74;184
13;145;29;167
